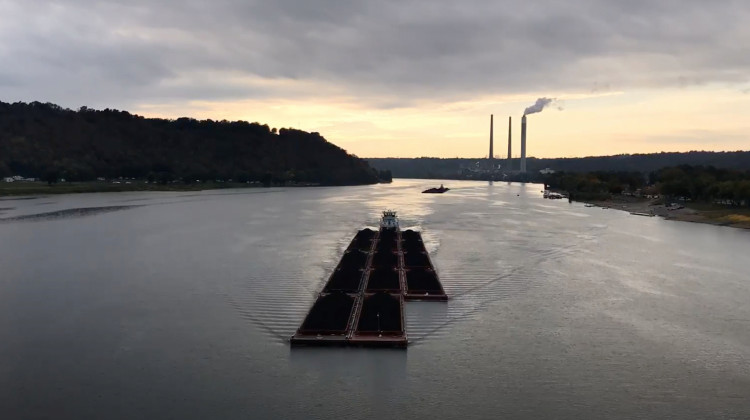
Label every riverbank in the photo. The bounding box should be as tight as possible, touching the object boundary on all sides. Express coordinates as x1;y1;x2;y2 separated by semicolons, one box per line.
583;195;750;230
0;181;270;196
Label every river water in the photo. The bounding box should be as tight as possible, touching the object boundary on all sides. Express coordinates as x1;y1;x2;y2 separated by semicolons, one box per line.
1;179;749;419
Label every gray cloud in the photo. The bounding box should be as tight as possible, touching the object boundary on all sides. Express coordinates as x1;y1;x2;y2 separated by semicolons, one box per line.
1;0;748;109
639;130;750;148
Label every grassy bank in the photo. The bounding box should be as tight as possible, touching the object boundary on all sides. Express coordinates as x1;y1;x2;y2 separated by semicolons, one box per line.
581;195;750;230
0;181;265;196
677;201;750;229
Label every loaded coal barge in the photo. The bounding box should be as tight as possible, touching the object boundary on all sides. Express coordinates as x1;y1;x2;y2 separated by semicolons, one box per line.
290;210;447;348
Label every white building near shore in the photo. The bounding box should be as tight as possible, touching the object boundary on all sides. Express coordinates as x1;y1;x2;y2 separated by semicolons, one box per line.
4;176;38;182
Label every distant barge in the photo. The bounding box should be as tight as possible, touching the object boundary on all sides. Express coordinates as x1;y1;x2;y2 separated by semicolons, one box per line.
422;184;450;194
290;211;447;348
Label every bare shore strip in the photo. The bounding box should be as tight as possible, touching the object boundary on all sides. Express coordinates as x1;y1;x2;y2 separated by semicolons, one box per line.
0;180;323;197
583;195;750;230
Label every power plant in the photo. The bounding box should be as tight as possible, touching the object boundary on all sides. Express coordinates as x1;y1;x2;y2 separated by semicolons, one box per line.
520;115;527;173
507;116;512;171
478;98;552;177
489;114;494;170
479;113;529;177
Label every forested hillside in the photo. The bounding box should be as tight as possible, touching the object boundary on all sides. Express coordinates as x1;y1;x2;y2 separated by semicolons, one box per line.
0;101;385;185
542;165;750;205
534;152;750;173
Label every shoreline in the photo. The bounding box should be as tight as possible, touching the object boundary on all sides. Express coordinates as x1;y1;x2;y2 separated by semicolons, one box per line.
0;180;359;197
580;196;750;230
0;181;269;197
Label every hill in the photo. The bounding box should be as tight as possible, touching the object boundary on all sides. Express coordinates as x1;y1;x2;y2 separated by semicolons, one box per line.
367;152;750;180
0;101;386;186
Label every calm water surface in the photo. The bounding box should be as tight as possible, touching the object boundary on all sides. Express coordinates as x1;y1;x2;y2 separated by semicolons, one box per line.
1;179;749;419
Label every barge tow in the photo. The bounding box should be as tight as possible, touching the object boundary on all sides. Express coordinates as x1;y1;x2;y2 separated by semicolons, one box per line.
290;210;447;348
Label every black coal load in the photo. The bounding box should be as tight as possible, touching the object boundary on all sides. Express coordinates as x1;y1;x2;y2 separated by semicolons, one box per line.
376;229;398;252
324;266;363;293
401;239;424;253
404;251;430;268
356;292;403;333
300;292;355;333
380;227;397;239
355;228;376;240
376;239;398;252
401;229;420;241
371;251;398;269
366;268;401;292
348;229;375;251
338;250;368;271
401;230;424;253
405;269;441;292
348;238;371;252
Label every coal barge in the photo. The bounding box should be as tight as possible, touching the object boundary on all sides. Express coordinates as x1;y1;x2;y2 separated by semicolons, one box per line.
290;211;447;348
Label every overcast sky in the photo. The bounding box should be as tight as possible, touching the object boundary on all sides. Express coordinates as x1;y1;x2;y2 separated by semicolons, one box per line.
1;0;749;158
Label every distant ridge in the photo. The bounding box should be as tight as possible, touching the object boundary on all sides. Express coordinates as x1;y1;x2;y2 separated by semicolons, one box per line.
0;101;386;185
367;151;750;179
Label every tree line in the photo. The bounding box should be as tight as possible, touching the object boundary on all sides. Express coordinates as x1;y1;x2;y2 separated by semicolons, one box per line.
542;165;750;206
0;101;389;186
368;151;750;179
652;165;750;206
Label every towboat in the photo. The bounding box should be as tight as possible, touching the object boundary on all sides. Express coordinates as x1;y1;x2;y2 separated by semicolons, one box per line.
380;209;399;228
422;184;449;194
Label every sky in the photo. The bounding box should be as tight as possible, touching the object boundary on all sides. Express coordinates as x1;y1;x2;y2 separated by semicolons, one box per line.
1;0;749;158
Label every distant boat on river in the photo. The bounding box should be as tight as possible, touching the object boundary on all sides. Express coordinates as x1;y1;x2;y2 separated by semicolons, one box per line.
422;184;450;194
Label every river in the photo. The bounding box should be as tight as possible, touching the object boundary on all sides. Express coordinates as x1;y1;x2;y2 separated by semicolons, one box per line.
1;179;749;419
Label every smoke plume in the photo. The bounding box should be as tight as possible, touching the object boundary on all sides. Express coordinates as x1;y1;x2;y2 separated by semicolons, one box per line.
523;97;555;115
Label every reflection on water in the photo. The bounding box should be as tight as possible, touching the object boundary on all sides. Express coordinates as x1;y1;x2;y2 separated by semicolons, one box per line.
1;179;749;419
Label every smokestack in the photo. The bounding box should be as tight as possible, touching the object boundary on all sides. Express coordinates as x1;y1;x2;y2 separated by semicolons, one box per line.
520;115;527;173
507;116;512;171
489;114;494;170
